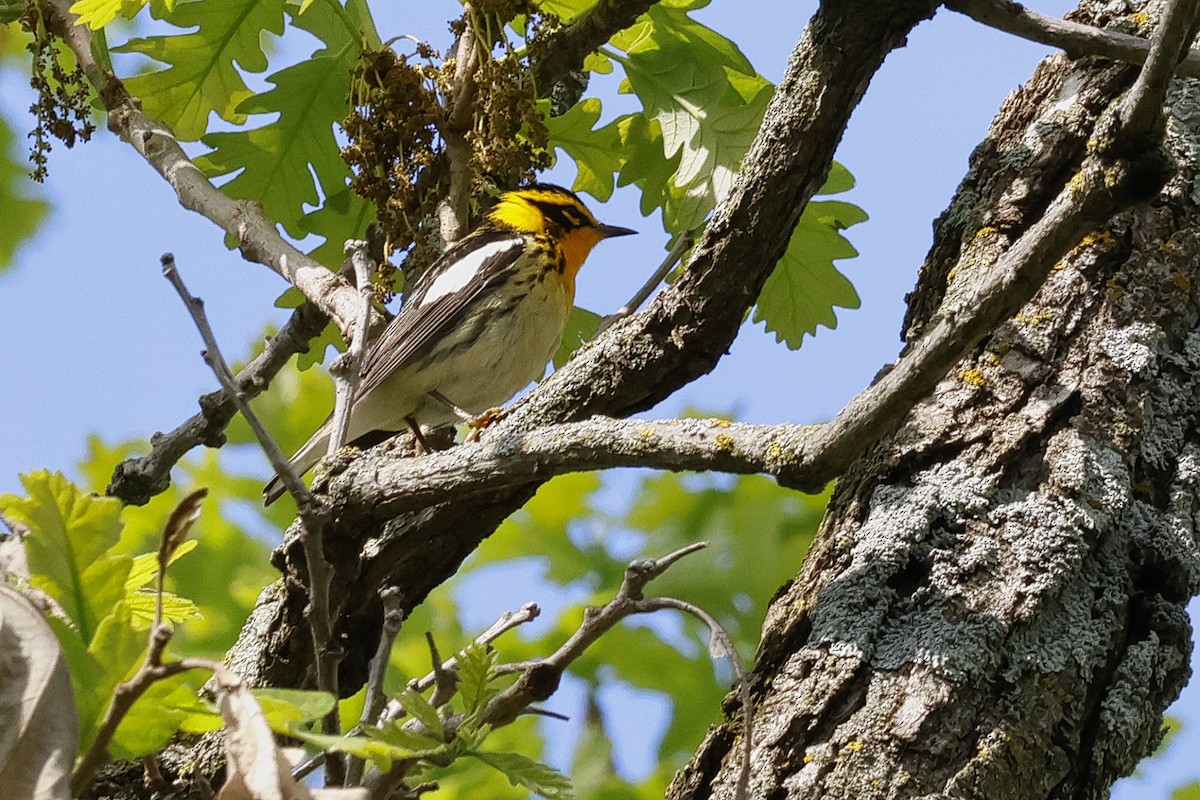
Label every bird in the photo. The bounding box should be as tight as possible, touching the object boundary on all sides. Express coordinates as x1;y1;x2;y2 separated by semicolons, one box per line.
263;183;636;504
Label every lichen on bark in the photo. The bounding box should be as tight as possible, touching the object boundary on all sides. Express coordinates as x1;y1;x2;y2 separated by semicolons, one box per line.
673;11;1200;800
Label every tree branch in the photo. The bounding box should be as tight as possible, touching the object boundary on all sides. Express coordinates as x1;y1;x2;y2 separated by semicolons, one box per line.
531;0;657;91
946;0;1200;79
791;0;1197;490
43;0;374;339
324;416;819;514
106;300;328;505
482;542;709;726
437;7;481;244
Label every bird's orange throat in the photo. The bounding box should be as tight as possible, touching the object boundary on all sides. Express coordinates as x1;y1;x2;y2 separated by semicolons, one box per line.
558;227;603;296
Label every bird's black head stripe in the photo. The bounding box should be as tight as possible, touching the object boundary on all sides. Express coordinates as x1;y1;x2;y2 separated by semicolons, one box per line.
531;198;588;231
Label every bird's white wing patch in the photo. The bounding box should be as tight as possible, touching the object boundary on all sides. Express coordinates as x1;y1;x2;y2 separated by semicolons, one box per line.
419;237;525;306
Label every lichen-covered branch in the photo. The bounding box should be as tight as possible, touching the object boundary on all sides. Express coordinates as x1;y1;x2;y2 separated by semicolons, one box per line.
947;0;1200;79
321;417;818;513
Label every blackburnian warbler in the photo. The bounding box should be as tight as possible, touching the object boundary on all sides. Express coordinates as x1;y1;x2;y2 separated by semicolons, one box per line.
263;184;634;504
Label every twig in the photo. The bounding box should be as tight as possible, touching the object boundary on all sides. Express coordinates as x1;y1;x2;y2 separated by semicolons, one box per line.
106;300;328;506
597;229;696;334
640;596;753;800
161;254;343;759
344;587;406;786
312;240;374;779
438;6;481;244
161;255;315;511
945;0;1200;79
301;600;539;783
327;240;377;457
425;632;459;707
69;492;222;796
362;588;406;728
361;547;710;799
366;602;543;728
484;542;709;725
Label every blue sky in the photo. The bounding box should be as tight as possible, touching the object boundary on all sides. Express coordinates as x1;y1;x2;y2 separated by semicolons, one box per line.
0;1;1195;794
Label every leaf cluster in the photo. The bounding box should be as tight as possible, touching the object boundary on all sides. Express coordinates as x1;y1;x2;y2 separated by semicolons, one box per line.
0;472;210;762
547;1;866;348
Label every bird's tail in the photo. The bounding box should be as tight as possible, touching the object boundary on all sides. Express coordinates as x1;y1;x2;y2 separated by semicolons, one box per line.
262;423;331;506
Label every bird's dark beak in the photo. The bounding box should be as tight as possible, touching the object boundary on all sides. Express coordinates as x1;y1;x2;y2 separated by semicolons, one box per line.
595;223;637;239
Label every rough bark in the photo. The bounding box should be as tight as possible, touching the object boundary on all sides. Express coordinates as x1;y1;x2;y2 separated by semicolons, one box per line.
671;17;1200;800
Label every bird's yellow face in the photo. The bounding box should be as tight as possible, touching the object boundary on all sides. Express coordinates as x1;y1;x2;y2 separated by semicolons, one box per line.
488;185;635;294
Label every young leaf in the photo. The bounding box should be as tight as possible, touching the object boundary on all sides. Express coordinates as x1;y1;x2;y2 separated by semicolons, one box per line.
124;540;198;591
396;688;445;739
289;729;402;772
469;749;575;799
365;721;446;755
110;674;195;759
69;0;149;29
251;688;337;732
1;471;131;644
456;643;500;715
126;590;202;627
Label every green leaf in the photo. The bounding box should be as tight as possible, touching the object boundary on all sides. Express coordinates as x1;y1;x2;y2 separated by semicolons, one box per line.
114;0;288;140
457;643;500;715
397;688;445;739
1;471;131;643
0;0;25;23
126;590;202;627
69;0;149;28
469;749;574;799
819;161;856;195
753;199;867;348
289;729;403;772
609;5;768;232
1174;784;1200;800
546;98;622;202
536;0;594;21
193;0;367;241
0;110;49;269
195;53;356;238
124;539;198;591
111;674;196;759
299;186;376;269
367;721;447;754
611;114;680;219
252;687;337;731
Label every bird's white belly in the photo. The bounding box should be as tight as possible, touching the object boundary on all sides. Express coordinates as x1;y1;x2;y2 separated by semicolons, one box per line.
416;273;570;424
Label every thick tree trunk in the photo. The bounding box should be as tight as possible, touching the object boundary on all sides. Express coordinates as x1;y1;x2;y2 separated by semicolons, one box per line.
671;14;1200;800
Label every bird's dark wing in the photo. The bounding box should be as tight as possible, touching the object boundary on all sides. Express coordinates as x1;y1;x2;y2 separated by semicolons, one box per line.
355;230;528;398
